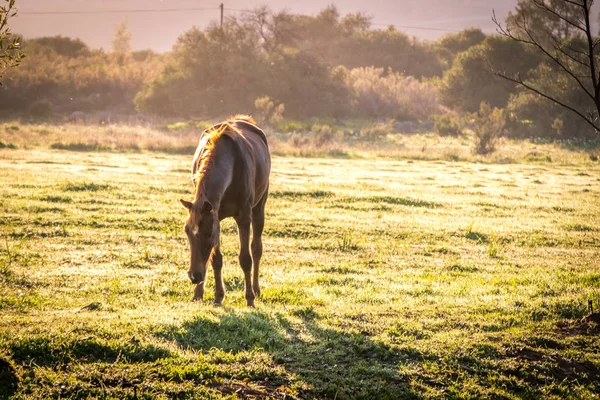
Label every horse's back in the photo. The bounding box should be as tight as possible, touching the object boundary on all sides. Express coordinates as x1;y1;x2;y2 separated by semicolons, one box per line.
192;119;270;209
231;122;271;206
233;120;269;148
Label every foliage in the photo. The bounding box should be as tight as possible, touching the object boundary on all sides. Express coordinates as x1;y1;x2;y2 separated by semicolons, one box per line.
112;17;132;54
433;28;486;69
254;96;285;125
134;19;351;119
0;0;25;86
268;5;443;79
434;112;464;136
134;5;452;120
4;2;599;141
506;61;594;139
438;35;542;112
331;26;444;79
495;0;600;137
0;36;162;115
473;102;506;155
359;122;390;140
23;35;89;57
341;66;441;120
309;124;343;146
506;0;582;44
135;24;265;117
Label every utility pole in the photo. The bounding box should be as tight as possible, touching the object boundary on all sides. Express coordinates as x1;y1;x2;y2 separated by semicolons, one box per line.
219;3;224;28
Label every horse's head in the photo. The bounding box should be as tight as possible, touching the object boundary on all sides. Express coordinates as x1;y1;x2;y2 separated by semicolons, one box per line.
180;199;219;284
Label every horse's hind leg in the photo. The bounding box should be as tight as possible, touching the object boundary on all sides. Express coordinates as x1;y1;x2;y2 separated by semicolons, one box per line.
235;212;255;307
251;195;267;298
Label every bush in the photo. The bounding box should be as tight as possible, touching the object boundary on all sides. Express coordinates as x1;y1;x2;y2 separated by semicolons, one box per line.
290;132;309;147
359;122;390;141
342;66;441;120
473;102;506;155
28;100;53;118
434;113;463;136
311;124;335;146
505;64;595;140
255;96;285;126
274;119;311;133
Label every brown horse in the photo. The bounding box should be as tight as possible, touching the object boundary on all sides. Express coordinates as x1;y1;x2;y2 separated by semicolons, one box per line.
180;115;270;307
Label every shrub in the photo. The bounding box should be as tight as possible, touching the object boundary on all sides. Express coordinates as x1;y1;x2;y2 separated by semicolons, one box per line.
343;67;441;120
290;132;309;147
505;64;595;140
434;112;463;136
255;96;285;126
359;122;390;141
0;141;17;149
473;102;506;155
28;100;53;118
311;124;334;146
166;122;191;132
274;119;311;133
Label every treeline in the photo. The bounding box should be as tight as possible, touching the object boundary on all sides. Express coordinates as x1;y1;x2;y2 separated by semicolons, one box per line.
0;36;163;115
1;4;596;139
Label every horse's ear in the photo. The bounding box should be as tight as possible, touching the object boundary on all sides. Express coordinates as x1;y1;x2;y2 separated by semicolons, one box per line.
180;199;193;210
201;201;213;213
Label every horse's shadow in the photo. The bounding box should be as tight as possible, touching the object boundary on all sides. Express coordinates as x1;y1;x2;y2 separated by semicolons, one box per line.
155;308;426;399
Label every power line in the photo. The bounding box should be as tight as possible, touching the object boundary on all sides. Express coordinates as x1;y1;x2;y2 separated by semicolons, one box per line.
225;8;465;34
370;23;461;33
18;5;469;34
19;7;218;15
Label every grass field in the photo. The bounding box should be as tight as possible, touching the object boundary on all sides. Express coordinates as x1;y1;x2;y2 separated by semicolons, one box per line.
1;143;600;399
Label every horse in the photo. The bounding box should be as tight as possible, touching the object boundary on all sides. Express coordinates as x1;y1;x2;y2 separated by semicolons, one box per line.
180;115;270;307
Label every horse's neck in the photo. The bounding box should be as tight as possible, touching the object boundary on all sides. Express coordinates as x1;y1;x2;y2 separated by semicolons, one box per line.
194;146;234;207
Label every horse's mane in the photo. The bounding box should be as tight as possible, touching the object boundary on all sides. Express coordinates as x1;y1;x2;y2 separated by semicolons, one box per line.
192;115;259;197
229;114;256;125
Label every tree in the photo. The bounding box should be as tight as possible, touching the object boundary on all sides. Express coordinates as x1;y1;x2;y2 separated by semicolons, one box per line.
506;0;582;43
135;14;350;119
434;28;487;69
0;0;25;86
506;62;593;138
25;35;89;57
112;17;132;54
438;35;542;112
494;0;600;135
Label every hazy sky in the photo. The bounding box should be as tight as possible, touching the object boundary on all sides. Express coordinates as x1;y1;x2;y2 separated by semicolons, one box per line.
13;0;520;52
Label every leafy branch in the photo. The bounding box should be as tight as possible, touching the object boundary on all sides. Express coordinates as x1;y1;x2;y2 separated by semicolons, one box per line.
0;0;26;86
492;0;600;134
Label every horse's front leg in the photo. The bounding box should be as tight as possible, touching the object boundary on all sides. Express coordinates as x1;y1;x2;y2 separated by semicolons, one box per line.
235;213;255;307
212;247;225;306
193;280;206;301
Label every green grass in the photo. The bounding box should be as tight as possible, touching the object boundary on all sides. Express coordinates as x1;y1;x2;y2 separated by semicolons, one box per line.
1;147;600;399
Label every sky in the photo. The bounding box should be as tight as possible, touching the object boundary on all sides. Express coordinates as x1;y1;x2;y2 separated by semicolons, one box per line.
12;0;520;52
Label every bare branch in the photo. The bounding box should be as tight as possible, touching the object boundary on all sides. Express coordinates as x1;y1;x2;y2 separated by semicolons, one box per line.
580;0;600;100
548;34;590;68
516;15;596;101
532;0;587;33
495;71;600;133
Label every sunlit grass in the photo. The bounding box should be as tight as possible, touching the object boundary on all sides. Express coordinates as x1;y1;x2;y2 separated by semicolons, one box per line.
2;121;599;165
1;146;599;398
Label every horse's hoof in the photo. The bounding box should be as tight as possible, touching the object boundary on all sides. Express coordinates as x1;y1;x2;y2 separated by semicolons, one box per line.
192;296;203;302
213;301;223;307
